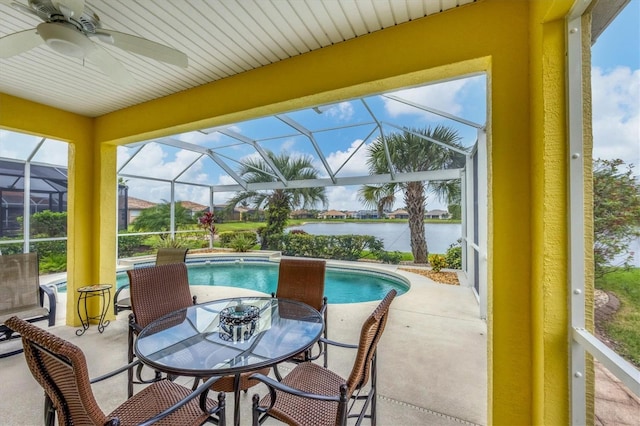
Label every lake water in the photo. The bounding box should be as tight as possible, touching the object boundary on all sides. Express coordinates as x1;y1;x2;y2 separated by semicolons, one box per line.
289;222;640;266
288;222;461;254
614;237;640;267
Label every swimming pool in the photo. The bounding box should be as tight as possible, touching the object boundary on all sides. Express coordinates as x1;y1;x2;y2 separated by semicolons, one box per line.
58;259;408;303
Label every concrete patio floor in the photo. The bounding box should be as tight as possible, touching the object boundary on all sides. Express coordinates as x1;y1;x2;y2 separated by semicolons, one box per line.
1;266;488;425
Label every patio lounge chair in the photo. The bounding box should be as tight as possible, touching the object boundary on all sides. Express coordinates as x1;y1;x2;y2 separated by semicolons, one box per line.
250;289;396;426
0;252;56;358
4;316;226;426
272;258;328;379
114;246;189;315
127;262;268;401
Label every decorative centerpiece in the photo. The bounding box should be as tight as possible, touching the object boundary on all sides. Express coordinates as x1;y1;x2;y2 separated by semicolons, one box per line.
219;302;260;342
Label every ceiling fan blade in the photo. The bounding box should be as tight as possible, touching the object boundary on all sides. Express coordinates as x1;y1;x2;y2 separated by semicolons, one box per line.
86;44;135;86
0;28;43;58
94;29;188;68
51;0;84;19
0;0;39;18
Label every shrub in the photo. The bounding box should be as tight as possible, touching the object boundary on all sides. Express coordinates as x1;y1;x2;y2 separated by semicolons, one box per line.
31;240;66;259
278;233;383;261
445;239;462;269
39;253;67;273
29;210;67;237
375;250;402;264
229;234;256;252
154;237;189;249
219;231;258;248
118;232;148;258
0;240;23;255
428;254;447;272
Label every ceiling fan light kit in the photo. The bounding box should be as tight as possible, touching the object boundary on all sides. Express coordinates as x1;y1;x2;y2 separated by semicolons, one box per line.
37;22;93;58
0;0;189;84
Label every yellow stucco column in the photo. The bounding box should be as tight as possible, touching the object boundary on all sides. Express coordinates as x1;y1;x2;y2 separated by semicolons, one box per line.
529;15;570;425
95;142;117;323
0;94;95;326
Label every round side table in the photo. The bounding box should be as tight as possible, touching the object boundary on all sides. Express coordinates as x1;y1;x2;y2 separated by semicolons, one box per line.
76;284;112;336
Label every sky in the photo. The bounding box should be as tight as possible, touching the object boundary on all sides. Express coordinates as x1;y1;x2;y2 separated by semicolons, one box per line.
591;0;640;169
115;75;487;211
1;1;638;212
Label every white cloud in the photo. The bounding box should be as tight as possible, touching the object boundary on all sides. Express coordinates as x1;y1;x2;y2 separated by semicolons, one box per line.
0;132;68;166
325;186;360;210
323;139;370;177
592;66;640;167
384;78;468;118
324;102;354;121
280;138;296;151
176;130;220;145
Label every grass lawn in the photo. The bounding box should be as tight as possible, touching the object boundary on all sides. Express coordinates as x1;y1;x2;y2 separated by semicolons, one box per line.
596;267;640;366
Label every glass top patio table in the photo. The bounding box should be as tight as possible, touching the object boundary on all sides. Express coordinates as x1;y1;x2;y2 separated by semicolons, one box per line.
136;297;324;425
135;296;324;378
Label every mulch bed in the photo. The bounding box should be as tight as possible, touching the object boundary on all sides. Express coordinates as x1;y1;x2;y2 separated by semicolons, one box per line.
398;267;460;285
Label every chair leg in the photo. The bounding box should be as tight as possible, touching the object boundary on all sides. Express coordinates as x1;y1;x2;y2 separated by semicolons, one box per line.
273;364;283;381
371;353;377;426
44;393;55;426
323;304;328;368
127;327;134;398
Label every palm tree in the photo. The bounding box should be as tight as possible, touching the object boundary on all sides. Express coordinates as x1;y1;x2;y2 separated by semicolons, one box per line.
361;126;467;263
227;151;328;249
357;184;396;219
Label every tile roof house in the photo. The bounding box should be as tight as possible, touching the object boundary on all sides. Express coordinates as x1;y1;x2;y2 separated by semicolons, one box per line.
319;210;347;219
126;197;156;223
387;209;409;219
425;209;450;219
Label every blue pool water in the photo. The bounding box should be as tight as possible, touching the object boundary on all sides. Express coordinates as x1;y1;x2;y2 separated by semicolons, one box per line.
61;261;408;303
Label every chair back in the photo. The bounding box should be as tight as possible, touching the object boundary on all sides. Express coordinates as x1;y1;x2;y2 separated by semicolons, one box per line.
4;316;108;426
0;253;40;316
345;289;396;395
127;263;193;329
155;247;189;265
276;258;326;311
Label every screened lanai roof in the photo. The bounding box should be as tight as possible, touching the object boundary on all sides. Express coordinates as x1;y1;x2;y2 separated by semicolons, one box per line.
117;75;487;201
0;160;67;194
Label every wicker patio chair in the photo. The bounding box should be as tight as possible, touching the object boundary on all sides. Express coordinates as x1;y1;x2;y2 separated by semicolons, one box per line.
3;316;226;426
273;258;328;378
127;262;267;401
250;289;397;426
0;252;56;358
126;262;196;397
114;247;189;315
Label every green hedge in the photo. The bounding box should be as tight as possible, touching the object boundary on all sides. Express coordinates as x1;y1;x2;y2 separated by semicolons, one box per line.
272;233;385;261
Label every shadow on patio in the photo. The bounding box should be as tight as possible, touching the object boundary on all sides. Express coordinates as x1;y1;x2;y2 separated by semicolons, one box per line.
0;268;487;425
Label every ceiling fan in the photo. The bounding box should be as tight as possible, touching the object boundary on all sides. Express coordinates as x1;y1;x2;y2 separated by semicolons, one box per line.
0;0;188;85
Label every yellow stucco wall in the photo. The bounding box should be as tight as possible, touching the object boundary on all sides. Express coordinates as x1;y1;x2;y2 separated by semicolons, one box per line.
0;0;586;424
0;93;98;325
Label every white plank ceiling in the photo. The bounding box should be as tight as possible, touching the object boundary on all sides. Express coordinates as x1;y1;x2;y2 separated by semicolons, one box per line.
0;0;477;117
